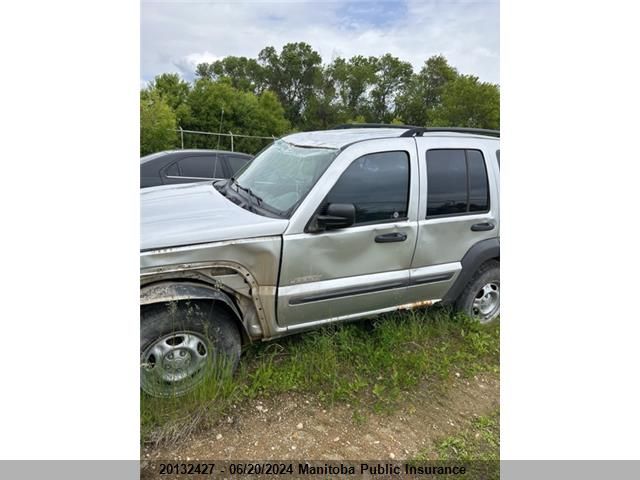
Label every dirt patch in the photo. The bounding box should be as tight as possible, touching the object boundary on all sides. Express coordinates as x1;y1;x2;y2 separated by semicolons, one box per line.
142;372;498;462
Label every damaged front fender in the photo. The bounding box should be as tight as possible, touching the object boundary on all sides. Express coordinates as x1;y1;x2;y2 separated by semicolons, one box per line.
140;281;249;338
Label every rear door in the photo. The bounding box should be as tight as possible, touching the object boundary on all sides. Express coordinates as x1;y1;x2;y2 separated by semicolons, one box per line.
406;136;499;303
277;138;420;328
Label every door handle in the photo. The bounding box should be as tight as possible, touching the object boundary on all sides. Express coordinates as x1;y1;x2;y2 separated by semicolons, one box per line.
470;222;495;232
375;232;407;243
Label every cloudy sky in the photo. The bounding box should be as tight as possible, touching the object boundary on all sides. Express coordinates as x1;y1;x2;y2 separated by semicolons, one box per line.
141;0;499;87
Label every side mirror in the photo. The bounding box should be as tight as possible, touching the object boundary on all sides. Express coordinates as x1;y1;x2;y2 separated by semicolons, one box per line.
315;203;356;231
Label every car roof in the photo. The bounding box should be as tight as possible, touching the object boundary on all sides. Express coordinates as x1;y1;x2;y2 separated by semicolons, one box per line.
282;128;406;149
152;149;252;156
282;127;499;150
140;149;253;164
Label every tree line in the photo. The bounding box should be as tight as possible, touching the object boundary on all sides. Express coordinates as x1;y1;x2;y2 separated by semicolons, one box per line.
141;42;499;155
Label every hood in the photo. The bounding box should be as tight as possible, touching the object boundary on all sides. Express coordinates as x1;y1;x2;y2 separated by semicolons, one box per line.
141;182;289;251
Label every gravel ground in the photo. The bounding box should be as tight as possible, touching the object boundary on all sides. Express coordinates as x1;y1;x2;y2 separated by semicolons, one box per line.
142;372;498;468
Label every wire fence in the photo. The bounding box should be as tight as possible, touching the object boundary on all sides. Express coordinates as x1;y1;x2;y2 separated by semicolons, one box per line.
175;127;278;153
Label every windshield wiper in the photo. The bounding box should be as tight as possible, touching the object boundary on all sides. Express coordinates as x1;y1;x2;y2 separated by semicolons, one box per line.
234;182;264;206
222;176;285;218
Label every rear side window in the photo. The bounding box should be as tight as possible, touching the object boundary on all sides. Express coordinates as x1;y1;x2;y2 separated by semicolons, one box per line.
226;155;251;175
325;151;410;225
165;162;179;176
426;149;489;217
177;155;222;178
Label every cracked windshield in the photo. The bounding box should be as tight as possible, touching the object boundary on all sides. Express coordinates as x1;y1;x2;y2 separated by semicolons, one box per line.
235;140;338;214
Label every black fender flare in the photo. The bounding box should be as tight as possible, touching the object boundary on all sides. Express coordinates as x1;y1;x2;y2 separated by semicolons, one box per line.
140;281;246;336
442;238;500;304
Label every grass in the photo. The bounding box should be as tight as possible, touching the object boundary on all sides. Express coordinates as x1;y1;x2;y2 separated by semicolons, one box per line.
140;307;499;446
412;410;500;479
434;410;500;461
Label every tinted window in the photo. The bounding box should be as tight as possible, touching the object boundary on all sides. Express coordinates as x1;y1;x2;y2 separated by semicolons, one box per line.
467;150;489;212
426;150;467;216
211;157;224;178
226;155;251;175
178;156;217;178
426;149;489;217
325;151;409;225
165;162;179;176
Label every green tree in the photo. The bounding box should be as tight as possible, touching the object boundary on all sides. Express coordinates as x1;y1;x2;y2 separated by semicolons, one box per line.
258;42;323;126
146;73;192;125
196;56;264;93
142;45;500;152
327;55;378;120
195;62;214;80
302;73;343;130
430;75;500;129
370;54;413;123
396;55;459;125
140;90;178;155
421;55;459;107
184;78;290;153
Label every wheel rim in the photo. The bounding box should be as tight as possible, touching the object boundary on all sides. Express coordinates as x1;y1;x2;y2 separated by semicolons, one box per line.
471;281;500;323
141;331;210;397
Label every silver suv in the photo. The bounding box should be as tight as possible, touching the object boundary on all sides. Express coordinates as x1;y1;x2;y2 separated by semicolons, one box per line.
140;125;500;397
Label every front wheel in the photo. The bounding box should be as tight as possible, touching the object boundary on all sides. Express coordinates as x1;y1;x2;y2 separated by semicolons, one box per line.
140;301;241;397
454;260;500;324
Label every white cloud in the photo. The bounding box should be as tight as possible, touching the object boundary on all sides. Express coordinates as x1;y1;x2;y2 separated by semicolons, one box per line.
185;51;220;66
172;51;221;79
141;0;499;84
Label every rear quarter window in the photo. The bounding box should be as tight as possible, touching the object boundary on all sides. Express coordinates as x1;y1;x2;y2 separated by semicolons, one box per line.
226;155;251;175
165;162;179;176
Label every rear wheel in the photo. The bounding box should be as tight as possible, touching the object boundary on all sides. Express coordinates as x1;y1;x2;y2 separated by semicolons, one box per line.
140;300;241;397
454;260;500;324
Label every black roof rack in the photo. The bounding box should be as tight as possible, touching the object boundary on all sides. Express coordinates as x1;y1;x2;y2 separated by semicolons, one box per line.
332;123;499;138
400;127;500;138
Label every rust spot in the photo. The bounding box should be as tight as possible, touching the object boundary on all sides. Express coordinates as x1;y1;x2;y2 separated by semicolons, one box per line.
397;299;439;311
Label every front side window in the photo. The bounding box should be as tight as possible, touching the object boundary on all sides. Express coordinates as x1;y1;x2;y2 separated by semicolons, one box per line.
324;151;410;225
426;149;489;217
234;140;338;214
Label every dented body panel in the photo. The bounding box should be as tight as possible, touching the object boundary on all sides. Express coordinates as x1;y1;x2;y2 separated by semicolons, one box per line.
140;236;282;339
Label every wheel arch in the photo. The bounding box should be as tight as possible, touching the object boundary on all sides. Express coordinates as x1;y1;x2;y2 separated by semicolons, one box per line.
140;280;253;344
442;237;500;304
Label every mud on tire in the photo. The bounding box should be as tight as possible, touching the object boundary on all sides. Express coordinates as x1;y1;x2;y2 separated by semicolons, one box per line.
140;300;241;397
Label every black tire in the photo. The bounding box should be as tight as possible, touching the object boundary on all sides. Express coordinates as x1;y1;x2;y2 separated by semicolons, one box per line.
140;300;241;397
454;260;500;324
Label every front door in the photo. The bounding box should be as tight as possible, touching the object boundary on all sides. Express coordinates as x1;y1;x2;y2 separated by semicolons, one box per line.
276;138;420;328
